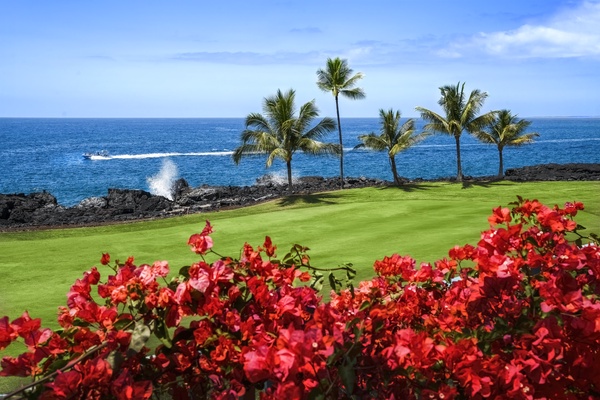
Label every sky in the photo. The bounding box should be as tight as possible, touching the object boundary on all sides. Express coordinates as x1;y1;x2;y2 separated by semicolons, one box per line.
1;0;599;118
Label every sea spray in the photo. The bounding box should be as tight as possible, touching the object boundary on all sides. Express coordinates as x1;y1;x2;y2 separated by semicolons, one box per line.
256;173;296;186
147;159;178;200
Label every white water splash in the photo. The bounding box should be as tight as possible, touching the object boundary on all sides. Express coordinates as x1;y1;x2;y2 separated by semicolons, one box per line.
147;159;178;200
256;173;296;186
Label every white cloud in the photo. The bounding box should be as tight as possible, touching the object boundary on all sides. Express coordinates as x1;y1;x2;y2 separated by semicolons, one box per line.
442;1;600;59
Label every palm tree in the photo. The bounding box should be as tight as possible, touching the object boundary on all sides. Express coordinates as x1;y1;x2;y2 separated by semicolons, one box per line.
474;109;539;177
355;109;427;186
232;89;339;191
316;57;365;188
416;82;495;182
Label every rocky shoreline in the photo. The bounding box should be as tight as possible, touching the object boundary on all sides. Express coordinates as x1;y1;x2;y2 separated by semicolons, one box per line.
1;163;599;231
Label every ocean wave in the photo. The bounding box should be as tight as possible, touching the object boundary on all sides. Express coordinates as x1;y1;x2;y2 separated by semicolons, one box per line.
536;138;600;143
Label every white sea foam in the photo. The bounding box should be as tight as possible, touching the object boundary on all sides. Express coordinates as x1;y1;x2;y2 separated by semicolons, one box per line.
147;159;179;200
86;151;233;160
112;151;233;159
536;138;600;143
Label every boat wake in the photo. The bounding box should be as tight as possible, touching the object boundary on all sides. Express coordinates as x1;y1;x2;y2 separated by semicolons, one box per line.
88;151;233;160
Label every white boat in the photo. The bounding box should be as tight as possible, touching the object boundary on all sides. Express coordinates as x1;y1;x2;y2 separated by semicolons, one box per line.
83;150;110;160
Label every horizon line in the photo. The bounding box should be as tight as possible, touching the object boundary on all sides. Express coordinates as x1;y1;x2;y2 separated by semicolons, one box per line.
2;115;600;120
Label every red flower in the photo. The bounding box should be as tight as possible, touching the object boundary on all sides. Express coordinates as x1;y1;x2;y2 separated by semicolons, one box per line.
111;370;153;400
243;345;270;383
488;206;512;226
43;370;82;398
373;253;416;279
448;244;476;261
200;220;213;236
0;316;16;350
100;252;111;265
263;236;277;258
537;206;577;232
187;233;214;255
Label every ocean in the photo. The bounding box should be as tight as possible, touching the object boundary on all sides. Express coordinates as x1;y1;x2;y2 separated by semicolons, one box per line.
1;117;599;206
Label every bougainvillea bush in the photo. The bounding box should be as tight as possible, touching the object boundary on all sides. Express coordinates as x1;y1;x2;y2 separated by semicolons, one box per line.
1;197;599;399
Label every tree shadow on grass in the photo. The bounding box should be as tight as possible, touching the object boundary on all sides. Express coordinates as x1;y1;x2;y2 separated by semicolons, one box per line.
377;183;437;192
461;178;508;189
276;192;340;207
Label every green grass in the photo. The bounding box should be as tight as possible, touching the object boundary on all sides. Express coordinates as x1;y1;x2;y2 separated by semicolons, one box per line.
0;181;599;393
1;181;598;325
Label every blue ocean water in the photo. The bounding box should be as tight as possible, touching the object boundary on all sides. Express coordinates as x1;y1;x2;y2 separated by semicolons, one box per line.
0;118;599;206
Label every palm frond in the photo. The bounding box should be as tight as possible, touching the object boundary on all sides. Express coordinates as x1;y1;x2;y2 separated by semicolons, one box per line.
239;129;280;148
415;107;451;135
341;87;366;100
479;109;539;148
232;143;265;164
467;111;496;134
302;117;336;141
389;127;426;157
266;147;290;167
299;140;341;156
472;131;498;145
461;89;487;124
245;113;271;132
357;133;388;151
296;100;320;132
315;57;364;97
505;133;539;146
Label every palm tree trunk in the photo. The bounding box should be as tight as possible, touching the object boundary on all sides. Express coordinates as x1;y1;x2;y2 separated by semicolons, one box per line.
334;95;344;189
454;135;463;182
498;148;504;177
286;160;293;192
390;155;400;186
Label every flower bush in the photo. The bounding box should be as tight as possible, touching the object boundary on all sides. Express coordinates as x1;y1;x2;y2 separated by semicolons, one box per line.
1;198;599;399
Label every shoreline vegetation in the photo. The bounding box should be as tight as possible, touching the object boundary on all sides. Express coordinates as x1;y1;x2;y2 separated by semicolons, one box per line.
1;163;599;232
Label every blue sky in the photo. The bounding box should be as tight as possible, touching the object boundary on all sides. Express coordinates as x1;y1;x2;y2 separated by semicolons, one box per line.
1;0;599;118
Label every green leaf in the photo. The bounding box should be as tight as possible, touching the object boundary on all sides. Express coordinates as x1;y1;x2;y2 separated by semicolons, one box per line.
339;360;356;393
524;284;535;298
113;317;134;331
345;317;363;331
310;272;324;292
71;318;91;327
178;265;191;278
328;273;340;293
46;358;69;373
155;319;172;349
359;301;371;311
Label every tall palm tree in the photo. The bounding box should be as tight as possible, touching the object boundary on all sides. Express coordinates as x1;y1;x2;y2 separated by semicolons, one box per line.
316;57;365;188
355;109;427;186
232;89;339;191
416;82;495;182
474;109;539;177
